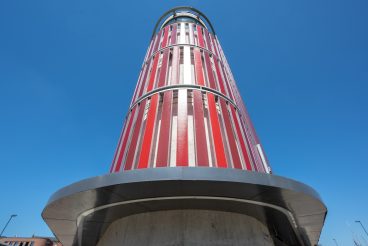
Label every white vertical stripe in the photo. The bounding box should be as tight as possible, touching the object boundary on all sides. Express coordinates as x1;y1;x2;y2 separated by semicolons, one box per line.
180;23;186;44
231;110;246;169
217;104;232;167
188;114;195;166
256;144;270;173
183;46;191;84
170;115;177;166
167;66;172;86
191;63;195;86
152;118;161;168
189;24;194;45
213;36;221;57
116;107;139;171
203;115;213;167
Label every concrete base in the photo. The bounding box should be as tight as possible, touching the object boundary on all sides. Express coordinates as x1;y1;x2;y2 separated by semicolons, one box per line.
43;168;327;245
97;210;274;246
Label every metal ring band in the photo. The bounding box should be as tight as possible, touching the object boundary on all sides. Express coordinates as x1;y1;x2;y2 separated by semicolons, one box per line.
129;84;238;112
143;43;223;70
152;6;216;38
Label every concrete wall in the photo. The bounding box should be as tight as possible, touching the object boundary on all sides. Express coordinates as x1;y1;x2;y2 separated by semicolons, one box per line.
97;210;274;246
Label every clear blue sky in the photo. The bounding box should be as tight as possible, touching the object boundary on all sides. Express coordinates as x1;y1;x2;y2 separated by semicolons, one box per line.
0;1;367;245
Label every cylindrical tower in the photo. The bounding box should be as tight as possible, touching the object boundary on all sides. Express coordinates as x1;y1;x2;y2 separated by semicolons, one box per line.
110;7;270;173
43;7;326;246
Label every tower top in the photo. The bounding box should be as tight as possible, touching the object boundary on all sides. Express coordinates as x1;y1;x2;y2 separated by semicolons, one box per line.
151;6;216;38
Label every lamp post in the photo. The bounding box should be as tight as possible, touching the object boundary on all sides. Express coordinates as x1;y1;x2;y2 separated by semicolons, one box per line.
355;220;368;237
333;238;339;246
0;214;17;237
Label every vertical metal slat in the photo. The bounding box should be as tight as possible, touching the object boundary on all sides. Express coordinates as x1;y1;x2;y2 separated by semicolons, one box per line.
193;90;209;166
137;94;159;169
207;93;227;168
176;89;188;166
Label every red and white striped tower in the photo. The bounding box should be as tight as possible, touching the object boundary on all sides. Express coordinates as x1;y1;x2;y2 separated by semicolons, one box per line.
110;8;271;174
43;7;327;246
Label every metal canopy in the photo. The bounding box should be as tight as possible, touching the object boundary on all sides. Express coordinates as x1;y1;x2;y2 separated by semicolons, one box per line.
43;167;326;246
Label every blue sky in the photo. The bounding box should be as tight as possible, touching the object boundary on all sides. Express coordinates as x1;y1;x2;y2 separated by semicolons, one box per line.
0;0;367;245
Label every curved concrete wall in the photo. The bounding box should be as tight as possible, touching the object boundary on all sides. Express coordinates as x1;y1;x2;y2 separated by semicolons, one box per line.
97;210;274;246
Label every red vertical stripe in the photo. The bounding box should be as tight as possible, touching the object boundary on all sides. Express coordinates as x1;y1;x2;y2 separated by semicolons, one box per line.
157;50;169;88
156;91;173;167
193;90;209;166
204;29;213;53
213;38;221;59
211;34;219;57
194;49;205;86
207;93;227;167
131;64;146;105
197;26;204;48
137;59;151;99
124;100;147;171
220;100;242;169
176;89;188;166
147;37;156;59
137;95;159;169
239;117;258;172
152;29;163;54
110;124;124;172
220;64;234;100
171;24;177;45
144;39;153;62
242;104;261;144
236;102;263;170
204;53;217;89
146;54;160;92
213;58;227;95
230;106;253;170
113;107;137;172
161;26;169;48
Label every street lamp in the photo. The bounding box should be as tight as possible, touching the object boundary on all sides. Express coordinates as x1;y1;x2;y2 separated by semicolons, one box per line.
0;214;17;237
333;238;339;246
355;220;368;237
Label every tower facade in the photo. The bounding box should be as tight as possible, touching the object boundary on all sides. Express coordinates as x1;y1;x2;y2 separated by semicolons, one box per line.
43;7;326;246
110;9;271;173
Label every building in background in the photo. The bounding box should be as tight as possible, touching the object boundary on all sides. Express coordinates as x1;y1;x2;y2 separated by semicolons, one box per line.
42;7;327;246
0;236;62;246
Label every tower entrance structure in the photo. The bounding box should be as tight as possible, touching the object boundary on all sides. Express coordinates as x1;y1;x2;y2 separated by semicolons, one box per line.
43;7;327;246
